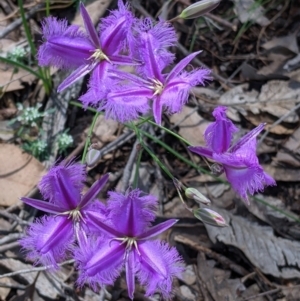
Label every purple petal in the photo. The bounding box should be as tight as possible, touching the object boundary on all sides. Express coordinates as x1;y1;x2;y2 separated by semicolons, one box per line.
58;62;96;92
126;251;136;300
107;189;157;236
75;239;124;289
141;34;163;81
87;211;124;237
204;106;238;153
108;69;150;86
137;240;184;298
231;123;265;153
214;152;276;203
38;17;94;68
56;168;81;209
153;97;163;125
38;160;86;207
188;146;214;159
80;3;100;47
21;197;64;214
104;87;150;123
79;61;110;107
100;0;135;55
109;54;140;65
138;219;178;240
78;174;109;209
134;18;176;77
20;216;73;268
166;51;201;82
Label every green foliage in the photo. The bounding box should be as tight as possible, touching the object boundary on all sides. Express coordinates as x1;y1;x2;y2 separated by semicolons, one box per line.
57;130;74;155
22;139;49;161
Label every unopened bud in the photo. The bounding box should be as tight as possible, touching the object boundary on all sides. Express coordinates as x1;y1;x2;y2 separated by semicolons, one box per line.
185;188;211;205
86;148;101;167
179;0;220;20
193;208;227;227
210;163;224;176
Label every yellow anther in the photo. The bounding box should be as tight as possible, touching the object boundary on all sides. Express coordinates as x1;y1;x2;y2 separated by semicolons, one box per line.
151;78;164;96
89;49;111;62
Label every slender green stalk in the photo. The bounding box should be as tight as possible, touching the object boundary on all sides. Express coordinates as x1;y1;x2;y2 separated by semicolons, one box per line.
46;0;50;16
0;56;41;78
17;0;51;94
132;124;174;180
140;117;191;145
133;147;143;189
252;195;300;223
17;0;36;56
81;112;100;164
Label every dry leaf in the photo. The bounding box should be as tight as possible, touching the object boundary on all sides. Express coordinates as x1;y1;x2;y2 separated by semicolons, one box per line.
275;127;300;167
0;144;45;206
205;208;300;278
170;105;209;146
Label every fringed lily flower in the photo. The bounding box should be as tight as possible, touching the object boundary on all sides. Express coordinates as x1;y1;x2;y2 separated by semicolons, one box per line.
189;106;276;203
20;161;109;267
75;189;183;299
38;1;135;94
104;18;210;124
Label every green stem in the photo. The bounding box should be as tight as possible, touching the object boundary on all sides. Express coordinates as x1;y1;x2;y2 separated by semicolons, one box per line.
140;117;191;145
81;112;99;164
46;0;50;16
18;0;36;57
132;124;174;180
252;195;300;223
0;56;41;78
17;0;51;94
133;147;143;189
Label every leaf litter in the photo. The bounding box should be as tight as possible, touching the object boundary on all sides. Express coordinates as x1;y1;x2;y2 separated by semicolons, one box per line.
1;0;300;300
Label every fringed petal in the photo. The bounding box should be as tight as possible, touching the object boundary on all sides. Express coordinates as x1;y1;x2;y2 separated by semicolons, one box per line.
100;0;135;55
134;18;176;77
75;239;124;290
213;152;276;203
20;216;74;268
106;189;157;237
104;86;151;123
38;160;86;207
137;240;184;299
38;17;93;68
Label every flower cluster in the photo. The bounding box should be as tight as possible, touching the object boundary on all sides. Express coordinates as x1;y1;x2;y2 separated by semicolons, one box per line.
38;0;210;125
189;106;276;204
21;161;183;299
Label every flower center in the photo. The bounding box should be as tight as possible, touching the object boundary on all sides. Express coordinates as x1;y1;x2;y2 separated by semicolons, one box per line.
60;208;85;223
89;49;110;62
112;236;141;255
151;78;164;96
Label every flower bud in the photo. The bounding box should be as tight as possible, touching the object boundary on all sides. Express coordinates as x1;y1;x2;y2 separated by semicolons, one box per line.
185;188;211;205
86;148;101;167
179;0;220;20
193;208;227;227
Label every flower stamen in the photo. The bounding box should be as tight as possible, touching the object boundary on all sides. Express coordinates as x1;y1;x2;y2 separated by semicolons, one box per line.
89;49;111;62
150;78;164;96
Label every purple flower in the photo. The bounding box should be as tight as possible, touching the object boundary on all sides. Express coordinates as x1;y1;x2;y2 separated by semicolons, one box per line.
20;161;109;267
102;17;210;124
75;189;183;299
38;1;135;94
189;106;275;203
